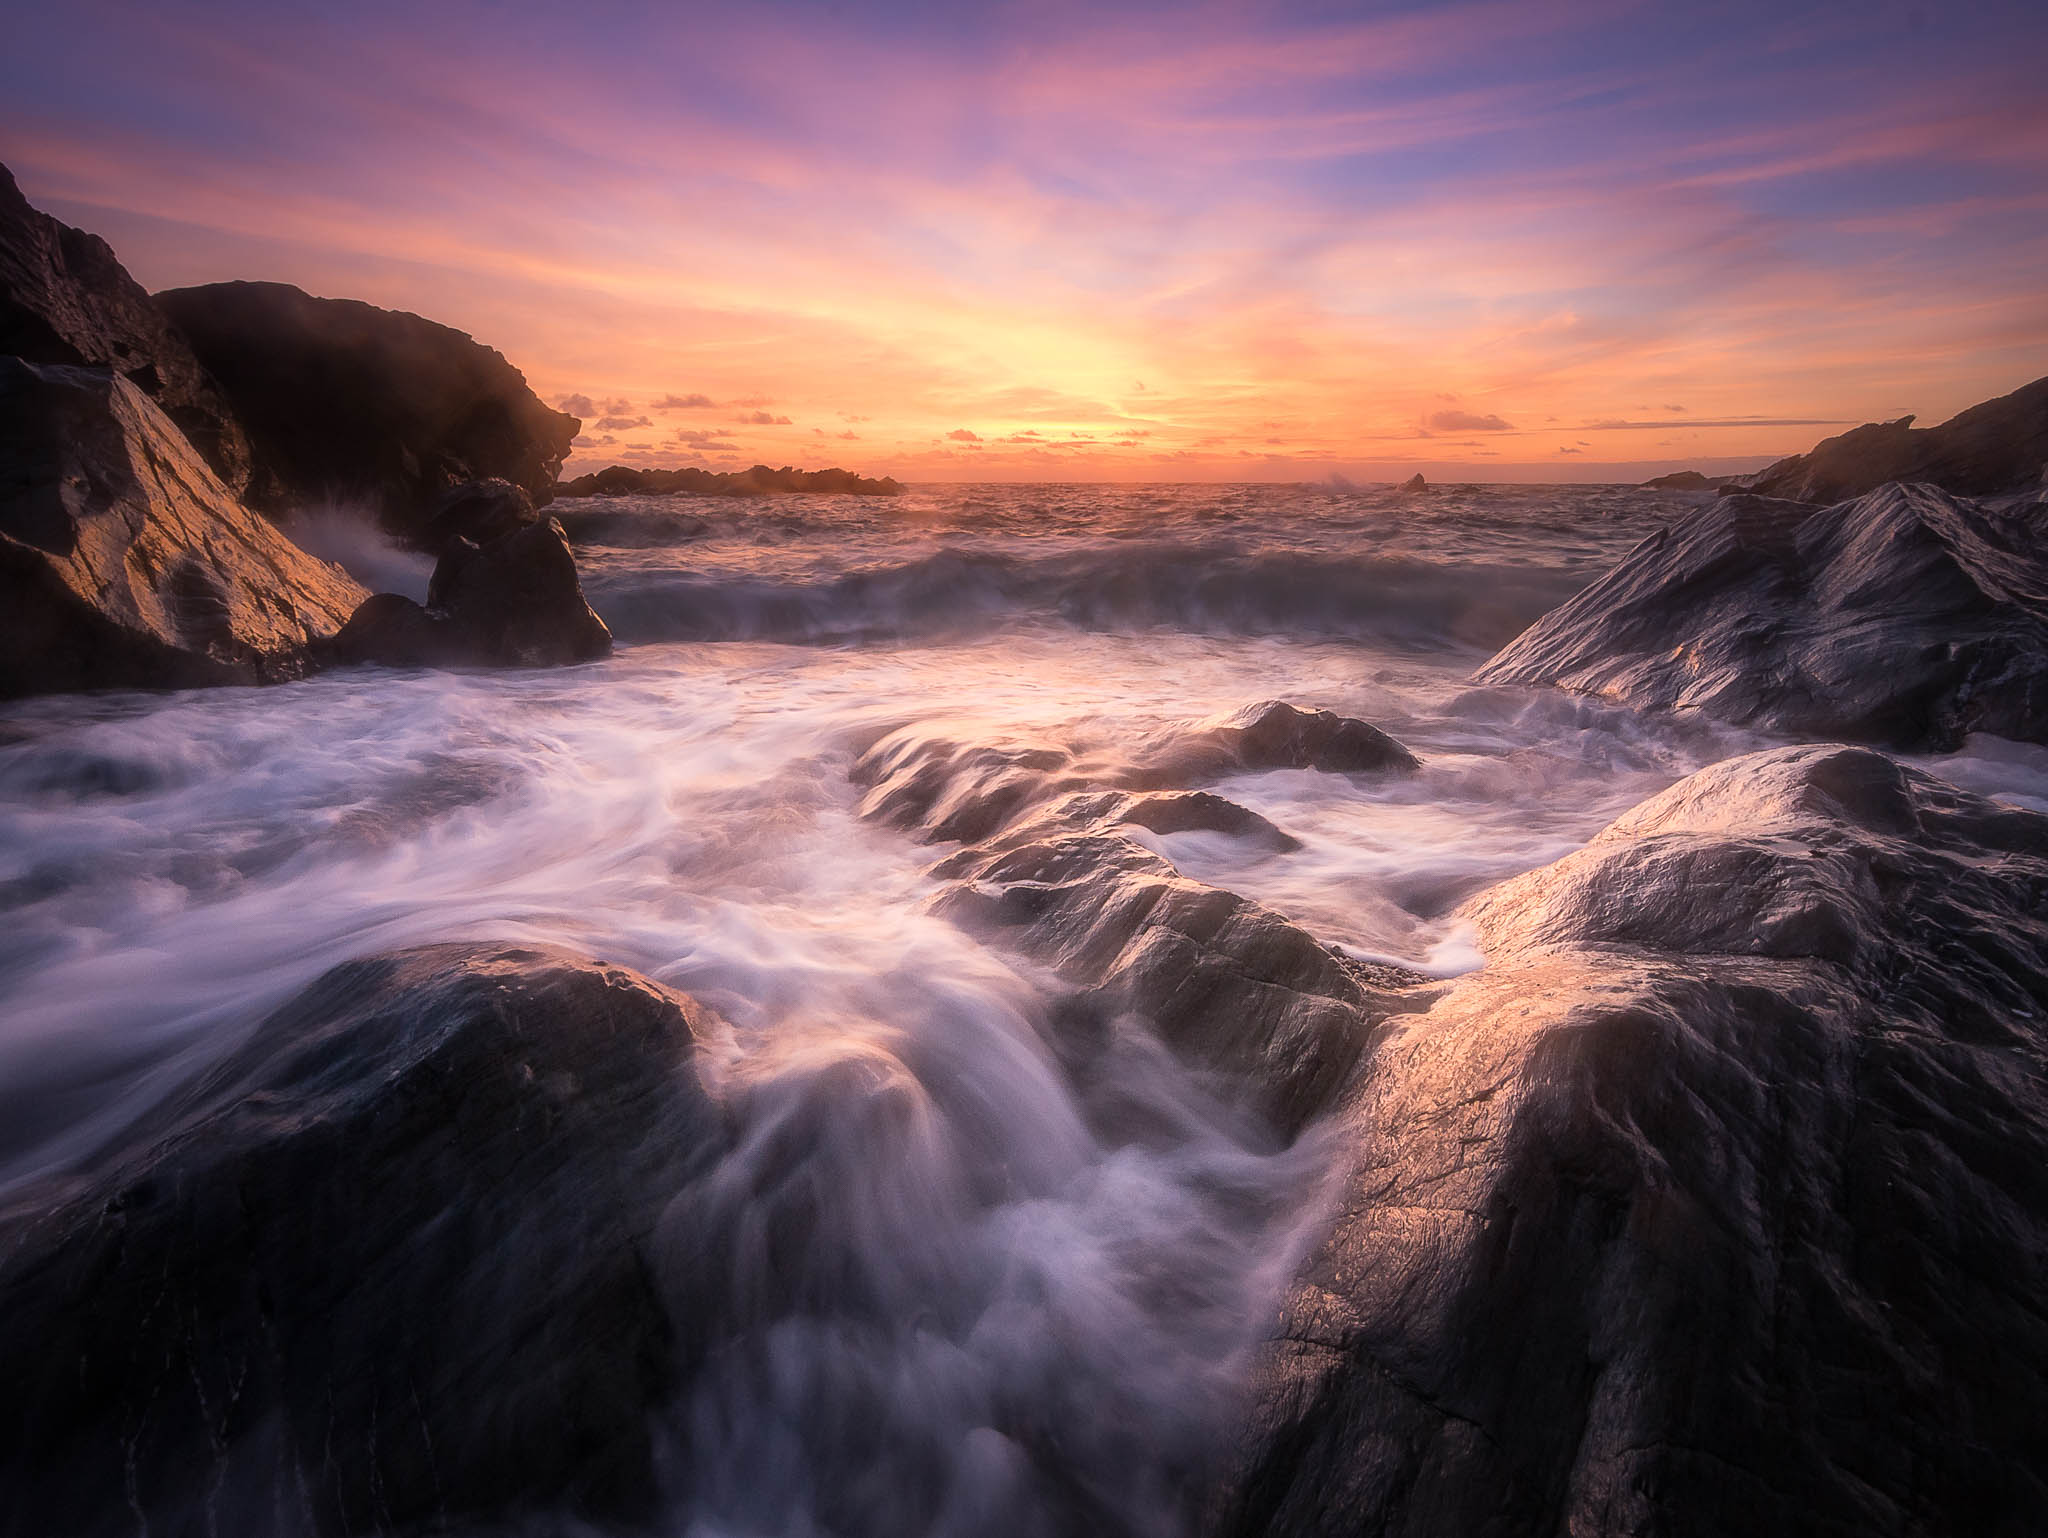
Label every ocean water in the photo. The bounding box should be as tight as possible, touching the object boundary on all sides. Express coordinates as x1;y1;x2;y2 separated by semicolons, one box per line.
4;482;2041;1534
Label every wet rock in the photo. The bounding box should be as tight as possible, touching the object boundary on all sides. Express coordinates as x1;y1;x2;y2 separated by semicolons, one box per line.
1397;473;1427;493
1726;374;2048;504
0;943;722;1538
334;517;612;670
1475;483;2048;749
1216;744;2048;1537
153;280;578;535
1133;700;1421;785
1639;469;1736;490
854;710;1430;1134
0;162;252;492
422;476;537;554
0;358;367;698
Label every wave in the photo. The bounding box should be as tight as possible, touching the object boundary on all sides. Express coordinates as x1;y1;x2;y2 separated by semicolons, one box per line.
582;541;1589;652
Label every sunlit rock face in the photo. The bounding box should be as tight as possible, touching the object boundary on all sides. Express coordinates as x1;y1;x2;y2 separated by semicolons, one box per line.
0;163;253;494
1476;483;2048;749
0;943;723;1538
1729;373;2048;504
0;358;367;698
854;702;1429;1136
154;280;579;536
1215;744;2048;1538
332;515;613;669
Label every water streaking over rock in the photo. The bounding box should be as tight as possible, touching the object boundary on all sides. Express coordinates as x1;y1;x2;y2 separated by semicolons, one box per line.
2;481;2043;1536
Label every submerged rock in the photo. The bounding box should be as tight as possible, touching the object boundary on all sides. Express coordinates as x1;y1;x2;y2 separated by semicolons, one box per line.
855;705;1430;1134
154;280;578;534
0;162;252;492
0;943;723;1538
334;516;612;670
1475;483;2048;749
1217;744;2048;1537
0;358;367;698
1727;373;2048;503
553;462;903;498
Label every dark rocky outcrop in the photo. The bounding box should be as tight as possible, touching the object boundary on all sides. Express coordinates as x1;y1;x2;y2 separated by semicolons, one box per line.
154;281;578;534
1475;483;2048;749
0;162;252;492
0;358;367;698
421;476;538;554
1214;743;2048;1537
333;516;612;670
0;942;724;1538
553;463;903;498
1397;473;1427;493
1639;469;1736;490
1725;374;2048;503
854;706;1428;1134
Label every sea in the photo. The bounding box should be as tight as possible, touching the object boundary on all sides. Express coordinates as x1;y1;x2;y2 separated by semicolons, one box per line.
5;481;2045;1535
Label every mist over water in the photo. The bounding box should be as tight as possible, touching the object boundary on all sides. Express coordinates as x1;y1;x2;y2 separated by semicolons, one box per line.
16;480;2031;1534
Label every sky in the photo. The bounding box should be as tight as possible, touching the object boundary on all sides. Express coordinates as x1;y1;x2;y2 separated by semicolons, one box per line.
4;0;2046;483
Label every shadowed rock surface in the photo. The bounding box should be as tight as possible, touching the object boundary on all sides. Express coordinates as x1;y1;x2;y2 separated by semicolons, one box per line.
1475;483;2048;749
1726;374;2048;503
554;463;903;498
0;162;252;492
155;281;578;533
422;476;538;554
333;516;612;670
1215;744;2048;1538
0;358;367;698
0;942;724;1538
855;706;1430;1135
1638;469;1736;490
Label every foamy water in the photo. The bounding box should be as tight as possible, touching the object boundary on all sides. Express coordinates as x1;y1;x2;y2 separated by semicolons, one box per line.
6;481;2037;1534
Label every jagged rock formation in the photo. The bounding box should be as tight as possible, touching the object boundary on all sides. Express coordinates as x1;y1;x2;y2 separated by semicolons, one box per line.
155;281;578;533
1475;483;2048;749
0;162;251;492
333;516;612;670
1727;374;2048;503
0;358;366;698
1397;473;1428;493
0;943;723;1538
855;703;1427;1133
553;463;903;498
1214;743;2048;1537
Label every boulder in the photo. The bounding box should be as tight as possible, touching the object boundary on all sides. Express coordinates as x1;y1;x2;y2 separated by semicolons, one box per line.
0;943;723;1538
333;516;612;669
1475;483;2048;749
0;358;367;698
153;280;578;535
1397;473;1428;493
422;476;537;554
1727;374;2048;503
0;162;252;492
1215;744;2048;1537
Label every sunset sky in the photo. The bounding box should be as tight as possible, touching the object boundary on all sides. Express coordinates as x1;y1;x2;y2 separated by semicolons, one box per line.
5;0;2045;482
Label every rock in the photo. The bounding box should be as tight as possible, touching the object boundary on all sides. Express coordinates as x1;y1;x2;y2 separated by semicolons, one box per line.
1638;469;1736;490
552;463;904;498
153;280;578;535
1397;473;1428;493
1474;483;2048;749
333;516;612;670
0;359;367;698
854;708;1430;1133
0;163;253;493
1726;374;2048;503
0;942;724;1538
423;476;537;554
1133;701;1421;785
1215;744;2048;1537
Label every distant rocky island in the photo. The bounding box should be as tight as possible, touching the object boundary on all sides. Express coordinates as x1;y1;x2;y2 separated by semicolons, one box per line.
555;463;903;498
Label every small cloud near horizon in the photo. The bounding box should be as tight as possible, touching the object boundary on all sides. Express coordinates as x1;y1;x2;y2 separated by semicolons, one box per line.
1429;410;1514;432
596;414;652;430
947;427;981;442
555;393;595;417
652;393;717;410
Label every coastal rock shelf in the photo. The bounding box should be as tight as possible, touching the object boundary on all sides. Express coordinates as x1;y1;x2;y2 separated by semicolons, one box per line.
0;358;367;697
1476;483;2048;749
0;944;724;1538
1215;744;2048;1538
